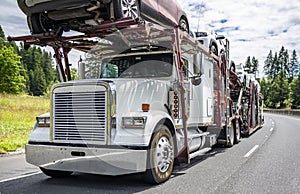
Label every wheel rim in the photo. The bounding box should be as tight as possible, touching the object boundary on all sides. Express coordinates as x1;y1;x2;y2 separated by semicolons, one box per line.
155;136;173;173
121;0;139;19
179;19;188;32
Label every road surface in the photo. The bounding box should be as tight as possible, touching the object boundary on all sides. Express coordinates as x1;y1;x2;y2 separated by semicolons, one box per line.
0;113;299;194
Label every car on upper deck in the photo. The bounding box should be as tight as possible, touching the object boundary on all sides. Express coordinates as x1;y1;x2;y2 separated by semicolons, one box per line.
17;0;189;35
194;31;226;56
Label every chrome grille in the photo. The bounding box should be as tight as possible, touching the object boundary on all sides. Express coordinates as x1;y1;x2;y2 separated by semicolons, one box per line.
53;91;107;144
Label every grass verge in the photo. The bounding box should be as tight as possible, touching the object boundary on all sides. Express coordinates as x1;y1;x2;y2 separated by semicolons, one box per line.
0;94;50;154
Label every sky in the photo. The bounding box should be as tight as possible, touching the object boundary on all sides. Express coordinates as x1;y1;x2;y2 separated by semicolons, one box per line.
0;0;300;76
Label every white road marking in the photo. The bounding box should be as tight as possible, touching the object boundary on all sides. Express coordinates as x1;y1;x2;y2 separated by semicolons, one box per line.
270;128;274;132
0;171;41;183
244;145;259;158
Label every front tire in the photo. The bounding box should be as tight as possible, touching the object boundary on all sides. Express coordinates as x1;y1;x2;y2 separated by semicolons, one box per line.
40;167;73;178
234;120;241;144
142;125;174;184
114;0;140;20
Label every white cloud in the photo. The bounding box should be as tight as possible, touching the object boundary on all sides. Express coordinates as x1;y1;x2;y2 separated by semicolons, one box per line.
0;0;299;70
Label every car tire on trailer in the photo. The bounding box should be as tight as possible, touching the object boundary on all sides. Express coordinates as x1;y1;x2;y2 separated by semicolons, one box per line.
179;17;189;33
114;0;140;20
142;125;174;184
28;13;48;34
40;167;73;178
28;13;63;35
210;44;218;56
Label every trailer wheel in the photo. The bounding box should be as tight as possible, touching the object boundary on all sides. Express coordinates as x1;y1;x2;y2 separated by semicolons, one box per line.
227;124;234;147
142;125;174;184
234;121;241;144
115;0;140;20
40;167;73;178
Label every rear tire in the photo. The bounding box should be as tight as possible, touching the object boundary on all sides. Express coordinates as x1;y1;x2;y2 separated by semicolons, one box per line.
234;120;241;144
40;167;73;178
142;125;174;184
227;123;234;147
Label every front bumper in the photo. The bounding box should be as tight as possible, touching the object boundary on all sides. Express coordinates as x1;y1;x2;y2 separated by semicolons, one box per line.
26;144;147;176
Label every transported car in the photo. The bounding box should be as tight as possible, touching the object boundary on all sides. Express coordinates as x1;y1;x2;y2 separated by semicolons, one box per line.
194;31;225;56
17;0;189;35
235;63;251;88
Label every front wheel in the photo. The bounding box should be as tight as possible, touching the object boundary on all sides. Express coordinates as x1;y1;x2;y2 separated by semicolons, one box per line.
40;167;73;178
142;125;174;184
114;0;140;20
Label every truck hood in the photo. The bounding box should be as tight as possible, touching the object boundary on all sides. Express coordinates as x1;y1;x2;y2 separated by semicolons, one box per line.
113;79;171;115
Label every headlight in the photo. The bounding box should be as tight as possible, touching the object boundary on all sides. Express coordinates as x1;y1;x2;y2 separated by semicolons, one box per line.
36;117;50;127
122;117;147;129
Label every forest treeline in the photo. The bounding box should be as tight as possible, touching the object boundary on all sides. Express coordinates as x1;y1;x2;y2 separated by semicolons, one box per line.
0;26;57;96
0;25;299;108
244;46;300;109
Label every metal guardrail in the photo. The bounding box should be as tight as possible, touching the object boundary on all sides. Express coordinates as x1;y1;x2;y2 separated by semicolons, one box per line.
264;109;300;117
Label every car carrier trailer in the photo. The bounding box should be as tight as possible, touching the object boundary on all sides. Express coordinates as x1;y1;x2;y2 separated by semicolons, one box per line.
8;19;263;184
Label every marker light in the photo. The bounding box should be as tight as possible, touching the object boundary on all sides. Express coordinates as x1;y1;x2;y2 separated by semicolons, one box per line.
142;104;150;112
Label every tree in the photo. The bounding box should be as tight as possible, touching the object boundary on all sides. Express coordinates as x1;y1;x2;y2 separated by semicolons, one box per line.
251;57;259;74
30;65;46;96
19;45;57;95
0;46;26;94
260;77;273;108
272;52;279;79
269;70;289;108
278;46;289;75
0;25;5;48
264;50;273;76
290;75;300;109
289;50;298;80
244;56;259;74
244;56;252;73
71;68;78;80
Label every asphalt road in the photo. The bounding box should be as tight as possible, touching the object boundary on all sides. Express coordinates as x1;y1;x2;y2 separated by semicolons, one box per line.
0;113;299;194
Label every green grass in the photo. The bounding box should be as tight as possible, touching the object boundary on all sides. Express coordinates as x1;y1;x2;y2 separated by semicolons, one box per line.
0;94;50;154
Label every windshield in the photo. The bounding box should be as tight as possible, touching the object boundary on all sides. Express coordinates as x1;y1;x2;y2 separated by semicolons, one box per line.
84;52;173;79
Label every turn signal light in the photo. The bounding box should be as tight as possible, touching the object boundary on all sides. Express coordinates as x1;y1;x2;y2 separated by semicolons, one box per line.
142;104;150;112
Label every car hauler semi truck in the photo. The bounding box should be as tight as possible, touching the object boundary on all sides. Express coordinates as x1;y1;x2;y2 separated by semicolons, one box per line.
9;20;263;184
